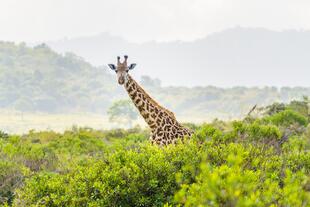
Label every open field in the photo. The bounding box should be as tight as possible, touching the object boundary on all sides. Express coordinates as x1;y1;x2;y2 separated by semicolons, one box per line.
0;110;219;134
0;111;110;134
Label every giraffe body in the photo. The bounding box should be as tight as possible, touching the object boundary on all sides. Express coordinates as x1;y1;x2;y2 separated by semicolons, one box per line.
125;75;192;145
108;56;193;146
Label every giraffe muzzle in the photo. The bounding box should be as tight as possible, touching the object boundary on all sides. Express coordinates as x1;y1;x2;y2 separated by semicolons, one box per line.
118;77;125;85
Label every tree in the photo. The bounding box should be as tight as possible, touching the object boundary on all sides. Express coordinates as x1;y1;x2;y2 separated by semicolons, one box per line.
288;96;309;119
107;99;138;128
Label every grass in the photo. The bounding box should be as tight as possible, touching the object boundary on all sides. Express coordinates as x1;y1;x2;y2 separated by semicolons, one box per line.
0;111;110;134
0;110;228;134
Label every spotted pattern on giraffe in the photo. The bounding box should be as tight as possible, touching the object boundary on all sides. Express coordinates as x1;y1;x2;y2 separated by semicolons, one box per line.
125;74;193;146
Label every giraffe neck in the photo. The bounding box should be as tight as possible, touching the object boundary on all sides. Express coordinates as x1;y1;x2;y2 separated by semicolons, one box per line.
124;74;175;131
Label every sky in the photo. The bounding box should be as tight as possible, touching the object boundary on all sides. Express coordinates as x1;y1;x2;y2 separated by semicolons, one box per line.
0;0;310;43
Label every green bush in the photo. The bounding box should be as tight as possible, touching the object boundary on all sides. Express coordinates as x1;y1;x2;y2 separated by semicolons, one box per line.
12;123;310;206
0;100;309;206
1;136;57;172
264;109;308;127
0;161;23;205
175;164;309;207
232;121;282;144
287;98;309;119
13;141;203;207
0;131;9;139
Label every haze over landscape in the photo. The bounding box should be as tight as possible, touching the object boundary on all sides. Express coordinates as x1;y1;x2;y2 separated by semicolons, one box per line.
1;0;310;87
0;0;309;133
46;27;310;87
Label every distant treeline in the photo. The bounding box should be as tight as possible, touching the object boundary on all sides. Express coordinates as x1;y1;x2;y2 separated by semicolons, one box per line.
0;42;309;119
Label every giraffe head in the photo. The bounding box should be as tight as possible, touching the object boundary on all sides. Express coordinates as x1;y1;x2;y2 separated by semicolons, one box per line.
108;55;137;85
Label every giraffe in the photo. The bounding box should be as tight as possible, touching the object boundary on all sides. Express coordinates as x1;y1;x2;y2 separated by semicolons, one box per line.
108;55;193;146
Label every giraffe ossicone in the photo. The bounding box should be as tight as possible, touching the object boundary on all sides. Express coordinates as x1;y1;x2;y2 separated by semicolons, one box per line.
108;55;193;146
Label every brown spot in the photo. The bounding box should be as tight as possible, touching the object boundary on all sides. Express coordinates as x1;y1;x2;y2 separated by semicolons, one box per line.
157;127;163;132
159;112;164;118
156;119;161;126
138;105;143;111
142;113;149;120
166;118;172;124
127;87;132;93
135;98;141;105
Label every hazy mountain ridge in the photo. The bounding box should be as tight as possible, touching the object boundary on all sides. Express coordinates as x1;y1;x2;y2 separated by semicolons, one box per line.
46;27;310;87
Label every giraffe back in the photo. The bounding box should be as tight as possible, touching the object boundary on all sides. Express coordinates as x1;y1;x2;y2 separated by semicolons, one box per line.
125;74;193;146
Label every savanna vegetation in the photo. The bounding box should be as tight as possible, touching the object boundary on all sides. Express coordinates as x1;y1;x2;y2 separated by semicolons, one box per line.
0;98;309;206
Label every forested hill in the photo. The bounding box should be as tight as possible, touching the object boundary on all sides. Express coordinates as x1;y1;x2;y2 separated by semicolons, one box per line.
0;42;310;119
0;42;123;113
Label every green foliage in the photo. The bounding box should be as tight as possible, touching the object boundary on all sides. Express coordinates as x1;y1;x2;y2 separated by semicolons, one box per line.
175;165;309;207
47;128;107;156
14;141;203;207
264;109;308;127
194;124;223;142
262;102;286;115
0;161;23;205
287;97;310;119
233;121;282;142
0;131;9;139
0;100;310;206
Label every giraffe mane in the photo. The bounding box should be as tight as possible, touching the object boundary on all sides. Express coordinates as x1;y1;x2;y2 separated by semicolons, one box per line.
128;75;176;119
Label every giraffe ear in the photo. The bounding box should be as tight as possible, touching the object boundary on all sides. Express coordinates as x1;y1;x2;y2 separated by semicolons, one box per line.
128;63;136;70
108;64;116;70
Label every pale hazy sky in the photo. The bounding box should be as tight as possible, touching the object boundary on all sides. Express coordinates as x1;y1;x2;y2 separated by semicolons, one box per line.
0;0;310;43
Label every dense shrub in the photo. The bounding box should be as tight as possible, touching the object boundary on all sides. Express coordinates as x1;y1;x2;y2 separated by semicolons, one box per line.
264;109;308;127
175;164;309;207
288;98;309;119
0;161;23;205
13;141;203;207
12;120;310;207
0;131;9;140
233;121;282;143
266;102;286;115
0;100;309;206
